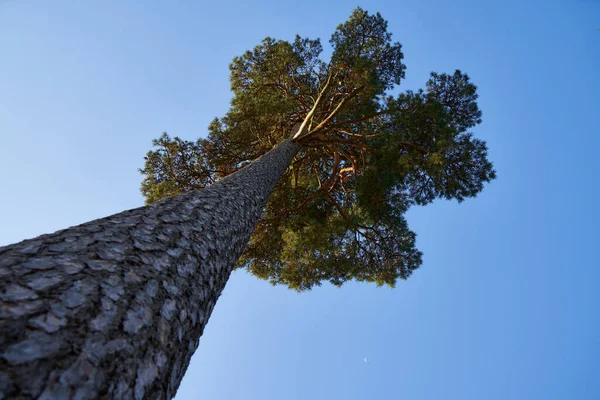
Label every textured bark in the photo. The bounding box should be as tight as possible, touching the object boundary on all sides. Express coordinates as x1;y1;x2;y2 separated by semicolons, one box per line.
0;139;300;399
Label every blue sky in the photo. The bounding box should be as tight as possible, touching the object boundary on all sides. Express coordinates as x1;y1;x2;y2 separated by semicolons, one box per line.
1;0;599;399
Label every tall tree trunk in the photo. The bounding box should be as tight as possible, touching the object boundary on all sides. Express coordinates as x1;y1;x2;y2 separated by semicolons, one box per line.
0;139;300;399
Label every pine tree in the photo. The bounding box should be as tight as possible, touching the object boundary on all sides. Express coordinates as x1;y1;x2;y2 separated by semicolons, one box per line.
0;7;495;398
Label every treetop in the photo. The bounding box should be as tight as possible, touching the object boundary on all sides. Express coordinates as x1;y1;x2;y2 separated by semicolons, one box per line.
140;7;496;291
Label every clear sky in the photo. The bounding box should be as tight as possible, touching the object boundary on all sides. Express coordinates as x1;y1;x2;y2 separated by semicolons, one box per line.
1;0;599;399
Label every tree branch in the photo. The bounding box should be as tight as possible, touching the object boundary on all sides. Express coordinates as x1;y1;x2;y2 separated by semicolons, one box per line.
399;141;431;155
333;128;378;138
292;74;333;141
327;110;386;130
327;193;351;221
307;84;366;135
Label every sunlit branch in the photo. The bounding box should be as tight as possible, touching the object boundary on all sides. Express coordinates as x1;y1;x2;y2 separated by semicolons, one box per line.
292;74;333;141
333;128;378;138
307;84;366;135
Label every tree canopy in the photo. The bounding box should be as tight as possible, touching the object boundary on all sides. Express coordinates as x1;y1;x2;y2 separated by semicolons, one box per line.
140;7;496;291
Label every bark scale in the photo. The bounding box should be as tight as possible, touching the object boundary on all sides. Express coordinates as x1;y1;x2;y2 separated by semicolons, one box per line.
0;139;300;399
